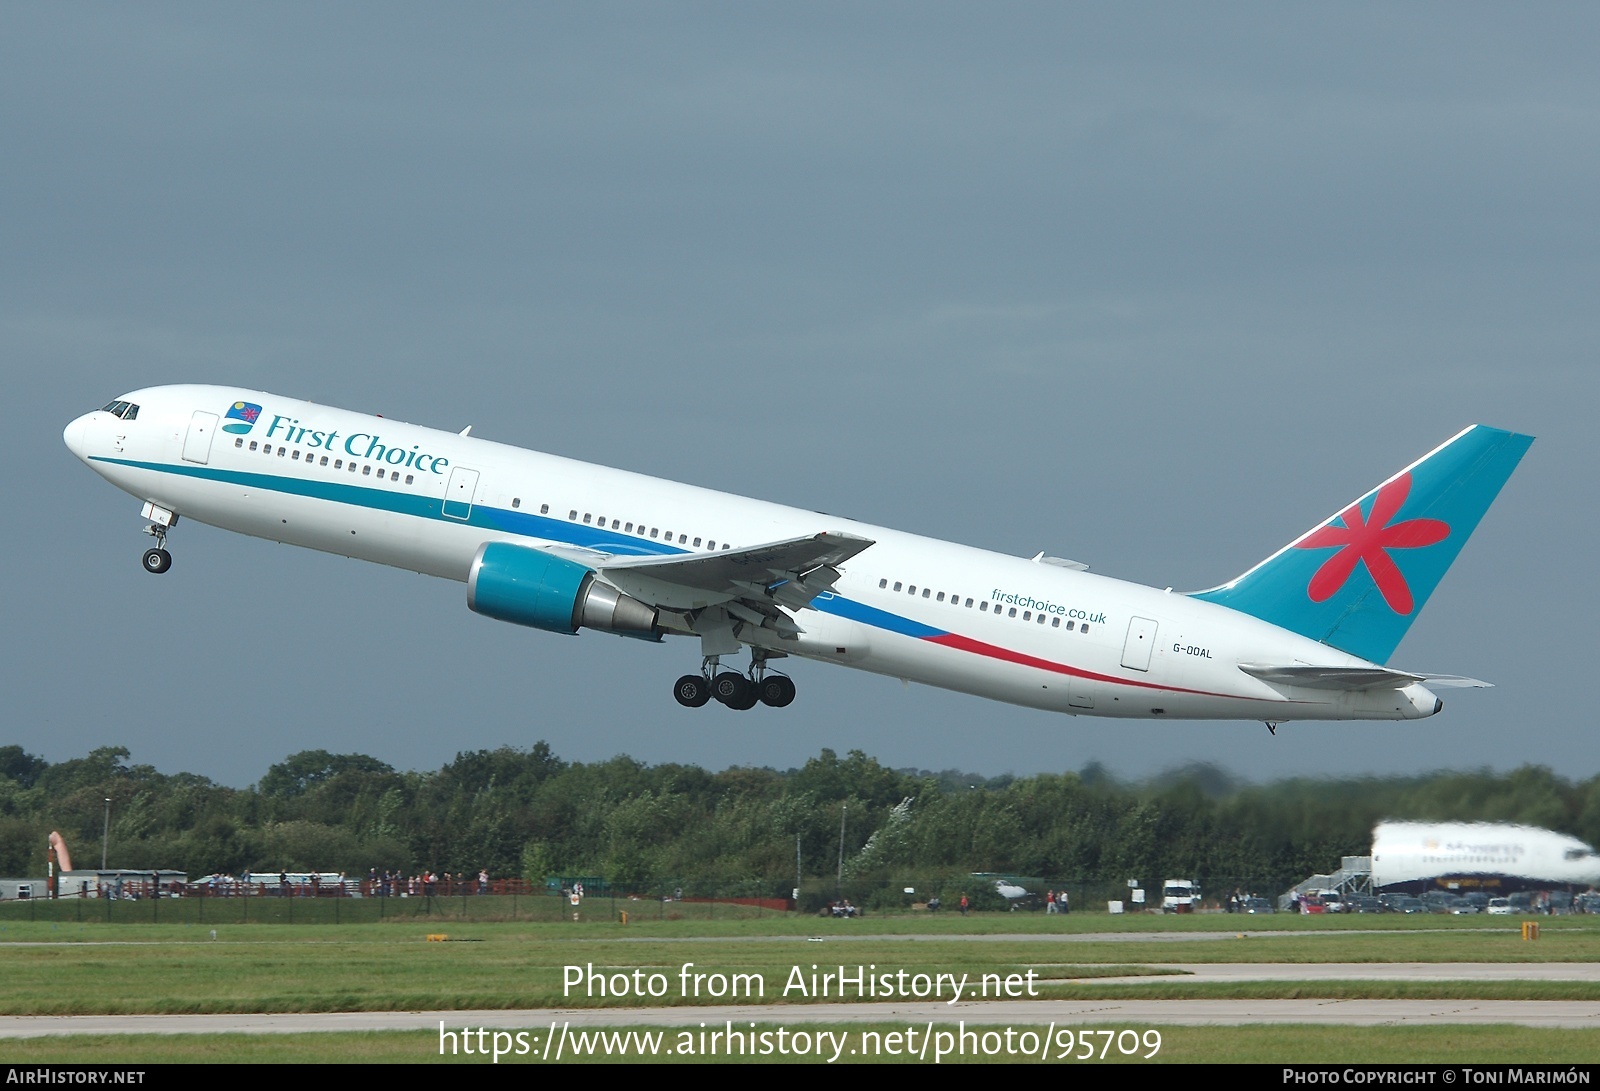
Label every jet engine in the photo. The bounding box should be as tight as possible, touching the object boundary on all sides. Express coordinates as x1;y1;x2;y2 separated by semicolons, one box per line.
467;542;659;640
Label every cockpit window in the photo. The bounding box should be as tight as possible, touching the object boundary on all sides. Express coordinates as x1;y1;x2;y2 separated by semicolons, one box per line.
99;400;140;420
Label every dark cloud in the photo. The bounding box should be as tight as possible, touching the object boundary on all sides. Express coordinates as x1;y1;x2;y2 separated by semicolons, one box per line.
5;4;1594;785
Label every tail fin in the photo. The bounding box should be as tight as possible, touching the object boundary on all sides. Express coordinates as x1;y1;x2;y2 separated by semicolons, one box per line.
1189;425;1533;664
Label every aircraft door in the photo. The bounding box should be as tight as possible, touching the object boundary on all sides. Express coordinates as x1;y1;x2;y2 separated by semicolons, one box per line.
182;411;219;464
1121;616;1158;672
443;466;480;520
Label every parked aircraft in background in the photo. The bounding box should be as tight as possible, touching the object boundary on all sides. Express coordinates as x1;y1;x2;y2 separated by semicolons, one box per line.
65;386;1530;724
1372;822;1600;895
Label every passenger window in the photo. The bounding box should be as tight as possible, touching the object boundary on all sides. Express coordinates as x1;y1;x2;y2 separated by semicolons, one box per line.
1081;625;1091;635
922;588;930;599
650;529;659;538
292;450;300;460
512;498;521;509
879;579;888;589
611;519;620;529
693;538;702;548
708;540;716;549
908;585;916;595
894;582;903;592
679;534;687;544
1008;608;1017;618
980;601;988;611
936;592;945;602
319;456;328;466
250;441;258;451
1066;620;1074;630
376;468;384;479
964;598;973;608
405;475;414;484
569;510;578;520
1037;614;1046;624
348;462;356;472
362;465;371;475
583;514;592;524
333;458;341;468
1023;610;1031;621
625;522;634;532
542;504;550;514
278;447;286;456
1052;617;1061;628
234;438;242;448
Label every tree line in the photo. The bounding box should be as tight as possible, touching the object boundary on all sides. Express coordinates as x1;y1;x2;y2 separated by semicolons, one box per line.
3;743;1597;907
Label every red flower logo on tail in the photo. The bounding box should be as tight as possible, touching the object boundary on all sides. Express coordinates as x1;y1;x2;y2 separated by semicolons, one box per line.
1295;473;1449;614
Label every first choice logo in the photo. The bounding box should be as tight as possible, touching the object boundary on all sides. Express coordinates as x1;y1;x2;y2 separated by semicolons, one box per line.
222;401;262;434
265;414;452;474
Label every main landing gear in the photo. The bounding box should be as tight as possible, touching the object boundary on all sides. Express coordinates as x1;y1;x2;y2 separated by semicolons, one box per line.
673;652;796;711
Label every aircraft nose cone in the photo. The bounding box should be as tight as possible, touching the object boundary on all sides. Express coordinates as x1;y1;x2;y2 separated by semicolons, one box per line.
63;413;91;459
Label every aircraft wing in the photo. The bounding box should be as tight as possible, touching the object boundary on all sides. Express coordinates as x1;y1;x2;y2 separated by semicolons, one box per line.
595;532;876;615
1238;664;1492;691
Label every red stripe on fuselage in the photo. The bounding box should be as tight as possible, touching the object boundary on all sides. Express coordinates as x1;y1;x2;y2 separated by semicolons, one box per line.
923;633;1242;700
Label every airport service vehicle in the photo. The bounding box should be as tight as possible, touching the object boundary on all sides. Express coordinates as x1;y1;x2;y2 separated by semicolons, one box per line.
65;387;1531;720
1371;822;1600;896
1162;879;1200;913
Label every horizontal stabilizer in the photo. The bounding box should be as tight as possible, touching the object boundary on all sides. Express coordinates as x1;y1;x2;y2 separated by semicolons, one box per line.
1239;663;1424;691
1238;663;1492;691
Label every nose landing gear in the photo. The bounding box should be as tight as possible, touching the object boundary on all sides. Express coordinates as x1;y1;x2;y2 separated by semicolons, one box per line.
141;524;173;574
672;652;796;710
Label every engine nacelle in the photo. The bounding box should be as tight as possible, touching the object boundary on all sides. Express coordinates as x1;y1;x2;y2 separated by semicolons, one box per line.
467;542;660;640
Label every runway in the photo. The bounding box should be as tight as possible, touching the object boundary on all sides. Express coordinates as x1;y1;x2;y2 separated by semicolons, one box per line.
4;963;1598;1037
3;1000;1599;1037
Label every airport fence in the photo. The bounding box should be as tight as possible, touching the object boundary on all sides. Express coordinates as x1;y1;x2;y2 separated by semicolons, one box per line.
0;875;1308;926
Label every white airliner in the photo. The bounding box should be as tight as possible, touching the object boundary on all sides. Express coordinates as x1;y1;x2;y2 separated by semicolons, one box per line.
64;386;1532;723
1371;822;1600;895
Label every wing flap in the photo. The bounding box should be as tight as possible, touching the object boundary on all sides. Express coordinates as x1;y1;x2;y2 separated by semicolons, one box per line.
598;531;875;611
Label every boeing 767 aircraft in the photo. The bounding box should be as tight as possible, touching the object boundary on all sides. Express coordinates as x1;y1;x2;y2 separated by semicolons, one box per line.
64;387;1531;724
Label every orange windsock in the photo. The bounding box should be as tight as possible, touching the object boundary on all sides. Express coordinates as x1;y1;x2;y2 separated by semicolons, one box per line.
48;831;72;873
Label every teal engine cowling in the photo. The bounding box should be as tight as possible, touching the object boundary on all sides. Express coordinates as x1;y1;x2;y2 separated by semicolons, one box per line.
467;542;660;640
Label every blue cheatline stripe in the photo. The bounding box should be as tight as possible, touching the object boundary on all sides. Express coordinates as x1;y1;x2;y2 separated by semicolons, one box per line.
810;591;946;639
91;456;691;557
100;455;965;640
100;456;1233;692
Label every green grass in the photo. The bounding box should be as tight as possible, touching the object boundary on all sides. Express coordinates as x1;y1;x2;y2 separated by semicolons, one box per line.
0;914;1595;1015
2;914;1596;1064
6;1025;1600;1064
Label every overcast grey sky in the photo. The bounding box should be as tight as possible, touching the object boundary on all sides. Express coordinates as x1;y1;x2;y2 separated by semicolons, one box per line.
4;4;1596;787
